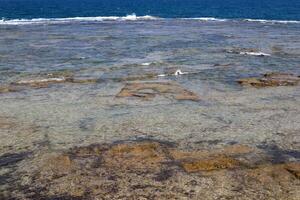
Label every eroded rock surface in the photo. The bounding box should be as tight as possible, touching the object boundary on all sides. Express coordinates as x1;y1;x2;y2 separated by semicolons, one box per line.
117;81;200;101
7;140;300;199
0;72;99;94
238;72;300;88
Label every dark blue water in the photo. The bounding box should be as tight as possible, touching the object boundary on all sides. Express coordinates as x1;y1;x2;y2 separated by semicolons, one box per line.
1;0;300;20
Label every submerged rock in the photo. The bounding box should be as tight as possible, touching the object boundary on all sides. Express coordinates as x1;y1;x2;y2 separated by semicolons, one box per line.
111;73;158;82
0;85;20;94
181;155;240;173
227;48;270;56
238;72;300;88
0;73;99;94
12;140;299;199
14;76;98;87
117;81;200;101
14;77;69;88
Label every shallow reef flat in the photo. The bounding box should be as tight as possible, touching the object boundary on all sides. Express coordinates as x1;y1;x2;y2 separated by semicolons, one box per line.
117;81;200;101
0;69;300;199
1;20;300;199
1;140;300;199
238;73;300;88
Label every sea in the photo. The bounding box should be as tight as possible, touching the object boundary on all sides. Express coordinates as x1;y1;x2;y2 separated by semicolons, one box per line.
0;0;299;149
1;0;300;20
1;1;300;199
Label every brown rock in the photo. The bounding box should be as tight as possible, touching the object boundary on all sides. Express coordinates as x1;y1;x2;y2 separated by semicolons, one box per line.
170;144;253;161
117;81;200;101
246;163;300;185
238;72;300;87
0;73;99;94
104;141;168;170
285;162;300;179
42;154;72;176
181;155;241;173
20;141;300;199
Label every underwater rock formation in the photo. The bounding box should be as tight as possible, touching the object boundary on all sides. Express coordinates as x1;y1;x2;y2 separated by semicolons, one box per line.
117;81;200;101
238;72;300;88
7;140;299;199
0;72;99;94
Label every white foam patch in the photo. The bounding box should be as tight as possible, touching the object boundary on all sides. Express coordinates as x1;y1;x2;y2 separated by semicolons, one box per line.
183;17;300;24
239;52;271;56
141;62;152;66
1;15;299;25
185;17;228;22
157;69;189;77
244;19;300;24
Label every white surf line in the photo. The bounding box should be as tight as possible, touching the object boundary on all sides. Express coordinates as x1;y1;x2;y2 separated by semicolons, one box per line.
0;14;160;25
243;19;300;24
1;16;300;26
184;17;228;22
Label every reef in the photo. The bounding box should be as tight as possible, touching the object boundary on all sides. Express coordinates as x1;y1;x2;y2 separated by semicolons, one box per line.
0;72;98;94
117;81;200;101
4;140;299;199
238;72;300;88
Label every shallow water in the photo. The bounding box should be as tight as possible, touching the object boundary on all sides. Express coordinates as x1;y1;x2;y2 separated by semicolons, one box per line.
0;20;300;150
0;20;300;199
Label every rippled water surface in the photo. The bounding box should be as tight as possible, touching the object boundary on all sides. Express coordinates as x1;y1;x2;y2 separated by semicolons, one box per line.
0;20;300;150
0;17;300;200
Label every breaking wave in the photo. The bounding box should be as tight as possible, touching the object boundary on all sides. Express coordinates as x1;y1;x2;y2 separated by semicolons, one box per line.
0;14;160;25
1;14;300;25
243;19;300;24
183;17;228;22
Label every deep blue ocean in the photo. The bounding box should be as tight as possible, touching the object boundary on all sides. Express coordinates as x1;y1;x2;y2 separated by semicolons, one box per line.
0;0;300;20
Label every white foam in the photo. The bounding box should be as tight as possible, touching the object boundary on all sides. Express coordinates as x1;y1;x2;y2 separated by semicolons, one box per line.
1;15;299;25
174;69;188;76
244;19;300;24
141;62;152;66
239;52;271;56
185;17;228;22
157;69;189;77
0;14;159;25
183;17;300;24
